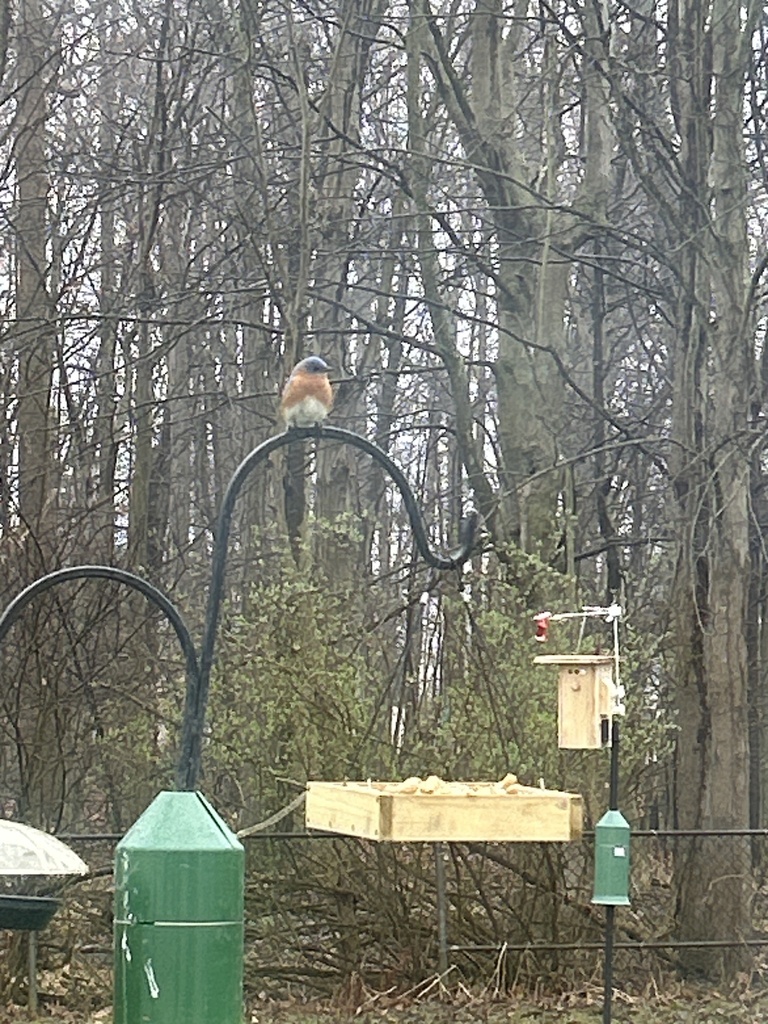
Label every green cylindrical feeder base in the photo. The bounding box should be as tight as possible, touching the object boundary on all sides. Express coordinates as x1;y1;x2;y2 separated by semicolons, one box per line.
114;922;243;1023
114;791;244;1024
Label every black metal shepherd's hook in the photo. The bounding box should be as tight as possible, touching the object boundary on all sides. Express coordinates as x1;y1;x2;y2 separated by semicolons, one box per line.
0;427;476;794
176;424;478;790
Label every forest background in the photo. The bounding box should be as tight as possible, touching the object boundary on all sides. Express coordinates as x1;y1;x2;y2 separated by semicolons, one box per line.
0;0;767;1005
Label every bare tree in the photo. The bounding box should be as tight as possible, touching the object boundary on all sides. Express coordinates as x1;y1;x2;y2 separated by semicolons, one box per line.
666;0;760;976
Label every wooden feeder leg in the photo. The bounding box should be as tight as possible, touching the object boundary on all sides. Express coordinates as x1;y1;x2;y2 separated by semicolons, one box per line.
434;843;449;975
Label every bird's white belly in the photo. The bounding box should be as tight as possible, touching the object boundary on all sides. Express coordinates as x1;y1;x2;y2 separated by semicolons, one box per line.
285;395;329;427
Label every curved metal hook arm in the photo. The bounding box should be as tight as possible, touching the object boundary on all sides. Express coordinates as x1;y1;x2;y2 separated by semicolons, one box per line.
177;425;478;791
318;427;477;570
0;567;200;766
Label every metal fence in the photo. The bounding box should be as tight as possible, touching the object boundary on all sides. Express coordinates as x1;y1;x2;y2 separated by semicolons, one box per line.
26;824;763;1006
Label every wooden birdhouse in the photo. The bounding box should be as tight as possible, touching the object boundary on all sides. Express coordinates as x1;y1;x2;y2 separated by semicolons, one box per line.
534;654;617;749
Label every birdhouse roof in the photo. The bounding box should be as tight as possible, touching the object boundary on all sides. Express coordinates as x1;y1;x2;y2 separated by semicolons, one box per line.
533;654;615;666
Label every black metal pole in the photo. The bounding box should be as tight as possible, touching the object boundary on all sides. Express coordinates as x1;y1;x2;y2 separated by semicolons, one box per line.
28;930;38;1016
608;717;620;811
176;425;478;791
603;717;620;1024
0;428;478;795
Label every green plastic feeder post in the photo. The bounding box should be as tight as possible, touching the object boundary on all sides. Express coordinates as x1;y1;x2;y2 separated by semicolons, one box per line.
114;791;244;1024
592;809;631;907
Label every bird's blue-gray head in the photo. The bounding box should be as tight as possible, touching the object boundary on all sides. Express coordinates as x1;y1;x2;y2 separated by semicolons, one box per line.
295;356;331;375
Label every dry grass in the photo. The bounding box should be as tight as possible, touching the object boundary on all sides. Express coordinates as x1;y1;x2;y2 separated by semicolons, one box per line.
3;972;768;1023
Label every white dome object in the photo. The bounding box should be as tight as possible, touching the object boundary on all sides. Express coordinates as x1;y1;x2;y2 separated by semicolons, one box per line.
0;821;89;876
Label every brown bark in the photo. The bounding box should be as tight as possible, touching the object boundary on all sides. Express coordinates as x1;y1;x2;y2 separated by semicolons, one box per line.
11;0;61;829
310;0;386;576
413;0;615;559
669;0;756;978
15;0;56;556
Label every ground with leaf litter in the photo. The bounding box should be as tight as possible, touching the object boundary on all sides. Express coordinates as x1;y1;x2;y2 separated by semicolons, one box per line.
4;983;768;1024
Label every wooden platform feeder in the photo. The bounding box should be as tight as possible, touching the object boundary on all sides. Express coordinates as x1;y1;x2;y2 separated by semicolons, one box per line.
534;653;617;749
305;780;583;843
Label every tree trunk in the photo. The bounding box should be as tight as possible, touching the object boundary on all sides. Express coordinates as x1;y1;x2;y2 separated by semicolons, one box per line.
310;0;385;577
670;0;755;978
15;0;55;557
12;0;61;829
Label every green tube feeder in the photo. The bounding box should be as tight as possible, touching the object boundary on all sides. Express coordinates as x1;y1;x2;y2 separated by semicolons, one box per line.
592;809;631;907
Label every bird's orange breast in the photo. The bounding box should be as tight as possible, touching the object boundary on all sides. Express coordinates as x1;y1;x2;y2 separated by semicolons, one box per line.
281;370;333;410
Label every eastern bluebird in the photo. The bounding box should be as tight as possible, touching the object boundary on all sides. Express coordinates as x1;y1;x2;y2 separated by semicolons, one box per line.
280;355;333;428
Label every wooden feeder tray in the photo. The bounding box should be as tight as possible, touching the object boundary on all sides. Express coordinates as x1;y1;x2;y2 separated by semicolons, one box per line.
305;780;583;843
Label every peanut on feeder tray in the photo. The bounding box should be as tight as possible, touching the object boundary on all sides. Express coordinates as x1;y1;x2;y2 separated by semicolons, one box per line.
305;773;582;843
